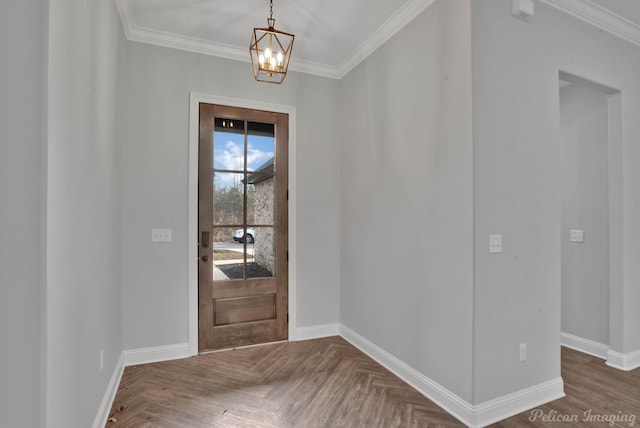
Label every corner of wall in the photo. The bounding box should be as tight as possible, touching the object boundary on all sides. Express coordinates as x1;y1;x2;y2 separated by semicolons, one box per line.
91;352;125;428
606;349;640;371
339;324;564;427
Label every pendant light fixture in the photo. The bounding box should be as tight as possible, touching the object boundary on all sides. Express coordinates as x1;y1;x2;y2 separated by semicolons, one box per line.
249;0;295;84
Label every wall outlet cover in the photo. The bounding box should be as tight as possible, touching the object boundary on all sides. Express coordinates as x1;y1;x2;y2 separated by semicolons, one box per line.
570;229;585;243
489;234;502;254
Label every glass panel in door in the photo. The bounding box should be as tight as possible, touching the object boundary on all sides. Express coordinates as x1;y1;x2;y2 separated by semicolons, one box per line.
212;118;276;281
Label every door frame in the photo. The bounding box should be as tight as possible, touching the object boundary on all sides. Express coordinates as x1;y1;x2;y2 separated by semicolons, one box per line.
557;71;624;367
188;92;298;356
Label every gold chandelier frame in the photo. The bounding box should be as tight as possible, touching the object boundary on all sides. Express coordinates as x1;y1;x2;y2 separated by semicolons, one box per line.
249;0;295;84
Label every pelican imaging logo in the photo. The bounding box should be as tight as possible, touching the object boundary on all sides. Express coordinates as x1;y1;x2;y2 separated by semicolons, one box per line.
529;409;636;426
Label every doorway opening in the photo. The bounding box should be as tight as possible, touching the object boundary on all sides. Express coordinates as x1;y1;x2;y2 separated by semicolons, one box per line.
558;71;622;364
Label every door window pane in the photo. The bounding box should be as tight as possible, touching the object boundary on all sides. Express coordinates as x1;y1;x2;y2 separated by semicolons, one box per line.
214;118;246;171
212;228;244;281
213;172;244;226
248;227;275;278
247;121;275;172
246;173;274;225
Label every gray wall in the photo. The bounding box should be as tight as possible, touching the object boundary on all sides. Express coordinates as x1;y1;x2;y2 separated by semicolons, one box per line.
0;1;45;426
471;0;640;403
46;0;124;426
560;83;609;346
339;0;474;402
118;42;342;350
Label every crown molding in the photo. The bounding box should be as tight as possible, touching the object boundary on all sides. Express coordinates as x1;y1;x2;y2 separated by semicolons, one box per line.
115;0;640;79
114;0;134;39
335;0;436;78
115;0;435;80
538;0;640;47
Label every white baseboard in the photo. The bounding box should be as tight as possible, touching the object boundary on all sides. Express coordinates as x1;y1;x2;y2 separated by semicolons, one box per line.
606;349;640;371
295;323;340;340
92;343;190;427
471;378;565;426
123;343;190;366
339;324;564;428
339;324;475;424
91;352;125;428
561;332;609;359
559;333;640;371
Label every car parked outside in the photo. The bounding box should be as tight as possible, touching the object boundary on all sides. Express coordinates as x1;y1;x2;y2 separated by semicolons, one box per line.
233;228;255;243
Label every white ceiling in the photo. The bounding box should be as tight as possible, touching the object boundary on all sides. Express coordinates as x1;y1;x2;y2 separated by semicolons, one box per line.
115;0;640;79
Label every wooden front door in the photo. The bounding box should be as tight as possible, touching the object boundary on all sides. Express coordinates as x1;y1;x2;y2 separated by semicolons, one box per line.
198;103;288;352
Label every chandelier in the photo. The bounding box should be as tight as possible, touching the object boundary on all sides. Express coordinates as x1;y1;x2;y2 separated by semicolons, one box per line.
249;0;295;84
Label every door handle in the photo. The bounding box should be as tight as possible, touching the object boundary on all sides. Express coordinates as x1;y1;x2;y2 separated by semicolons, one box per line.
201;255;209;262
201;231;210;248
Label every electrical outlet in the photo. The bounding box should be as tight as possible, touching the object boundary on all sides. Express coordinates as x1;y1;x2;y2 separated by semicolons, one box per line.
519;343;527;362
570;229;584;243
489;234;502;254
99;349;104;372
152;228;172;243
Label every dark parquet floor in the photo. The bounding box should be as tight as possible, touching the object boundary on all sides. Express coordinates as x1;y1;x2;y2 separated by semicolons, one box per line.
106;337;639;427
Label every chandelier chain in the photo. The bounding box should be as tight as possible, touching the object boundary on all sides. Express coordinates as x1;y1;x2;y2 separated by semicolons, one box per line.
270;0;273;20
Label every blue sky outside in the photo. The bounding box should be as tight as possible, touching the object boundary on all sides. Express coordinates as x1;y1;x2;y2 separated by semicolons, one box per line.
213;131;274;188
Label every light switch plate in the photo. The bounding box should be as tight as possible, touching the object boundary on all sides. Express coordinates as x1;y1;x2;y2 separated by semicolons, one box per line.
152;228;172;243
570;229;584;243
489;234;502;254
